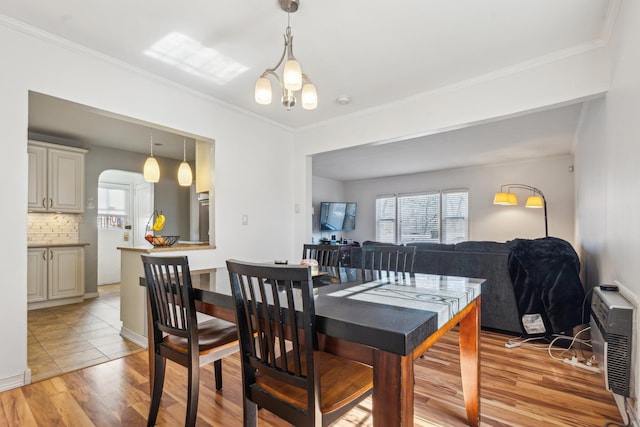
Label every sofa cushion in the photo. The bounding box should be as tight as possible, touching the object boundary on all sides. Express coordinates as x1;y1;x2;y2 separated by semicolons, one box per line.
362;240;400;247
454;241;509;253
406;242;455;251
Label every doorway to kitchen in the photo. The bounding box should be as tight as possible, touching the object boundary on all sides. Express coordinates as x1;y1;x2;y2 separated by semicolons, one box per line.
97;170;153;286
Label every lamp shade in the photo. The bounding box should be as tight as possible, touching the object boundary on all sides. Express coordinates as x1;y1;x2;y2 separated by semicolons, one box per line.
507;193;518;205
143;157;160;183
493;192;510;205
255;77;272;104
301;83;317;110
177;161;193;186
525;195;544;208
283;59;302;90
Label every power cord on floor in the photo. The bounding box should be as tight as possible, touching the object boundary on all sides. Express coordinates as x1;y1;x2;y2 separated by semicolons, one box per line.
505;326;600;373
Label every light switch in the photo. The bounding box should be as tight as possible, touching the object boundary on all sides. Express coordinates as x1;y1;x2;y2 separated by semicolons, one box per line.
242;214;248;225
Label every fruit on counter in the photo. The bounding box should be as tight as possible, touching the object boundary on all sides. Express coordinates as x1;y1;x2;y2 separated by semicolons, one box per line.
151;213;166;231
145;234;154;244
155;236;167;245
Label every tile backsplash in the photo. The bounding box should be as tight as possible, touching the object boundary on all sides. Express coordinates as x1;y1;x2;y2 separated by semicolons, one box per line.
28;213;81;243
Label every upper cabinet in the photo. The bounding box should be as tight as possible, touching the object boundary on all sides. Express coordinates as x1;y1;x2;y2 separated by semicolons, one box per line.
28;141;87;213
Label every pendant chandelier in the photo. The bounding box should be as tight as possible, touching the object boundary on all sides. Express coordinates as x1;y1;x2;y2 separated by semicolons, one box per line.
143;129;160;183
177;138;193;186
255;0;317;110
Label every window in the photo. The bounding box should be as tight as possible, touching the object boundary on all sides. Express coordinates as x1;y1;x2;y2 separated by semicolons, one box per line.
97;183;130;229
375;189;469;244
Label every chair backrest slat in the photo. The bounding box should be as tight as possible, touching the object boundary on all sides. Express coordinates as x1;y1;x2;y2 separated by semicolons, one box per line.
361;245;416;280
301;244;341;267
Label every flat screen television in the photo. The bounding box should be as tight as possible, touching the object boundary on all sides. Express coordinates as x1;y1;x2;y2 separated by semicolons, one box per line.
319;202;357;231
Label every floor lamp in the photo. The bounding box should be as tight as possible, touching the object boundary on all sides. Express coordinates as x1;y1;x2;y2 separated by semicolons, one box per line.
493;184;548;237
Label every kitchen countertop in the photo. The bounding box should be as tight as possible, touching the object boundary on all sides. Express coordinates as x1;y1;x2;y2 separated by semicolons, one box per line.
118;243;215;253
28;242;90;248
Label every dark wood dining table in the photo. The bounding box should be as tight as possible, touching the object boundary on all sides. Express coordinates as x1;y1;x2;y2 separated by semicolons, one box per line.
143;266;484;427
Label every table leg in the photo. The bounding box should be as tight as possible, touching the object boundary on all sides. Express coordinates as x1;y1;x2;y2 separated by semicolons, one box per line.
372;349;414;426
458;297;481;427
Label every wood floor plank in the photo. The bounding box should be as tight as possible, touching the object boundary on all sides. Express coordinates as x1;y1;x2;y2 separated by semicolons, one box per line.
2;329;623;426
0;388;39;427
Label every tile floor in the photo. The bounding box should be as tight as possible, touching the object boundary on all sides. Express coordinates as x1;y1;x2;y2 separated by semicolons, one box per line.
27;284;143;383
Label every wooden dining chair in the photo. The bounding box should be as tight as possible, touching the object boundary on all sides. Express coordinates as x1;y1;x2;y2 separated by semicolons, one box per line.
361;244;416;280
226;259;373;427
301;243;341;267
141;255;238;427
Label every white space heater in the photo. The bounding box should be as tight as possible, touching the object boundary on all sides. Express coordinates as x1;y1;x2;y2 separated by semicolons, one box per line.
590;286;634;397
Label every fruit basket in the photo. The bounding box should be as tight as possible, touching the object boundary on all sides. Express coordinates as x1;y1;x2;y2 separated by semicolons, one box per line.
146;235;180;247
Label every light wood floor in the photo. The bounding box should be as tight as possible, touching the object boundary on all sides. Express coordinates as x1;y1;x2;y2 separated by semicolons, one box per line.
4;328;622;426
27;284;143;382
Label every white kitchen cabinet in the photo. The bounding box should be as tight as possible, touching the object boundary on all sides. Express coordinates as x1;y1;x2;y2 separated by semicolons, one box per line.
27;246;85;307
28;141;87;213
27;248;47;303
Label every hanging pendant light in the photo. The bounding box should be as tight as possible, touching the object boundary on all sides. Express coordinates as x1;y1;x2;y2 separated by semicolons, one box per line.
177;138;193;186
143;129;160;183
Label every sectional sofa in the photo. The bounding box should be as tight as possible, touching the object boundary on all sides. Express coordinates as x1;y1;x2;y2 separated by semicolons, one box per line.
350;240;522;335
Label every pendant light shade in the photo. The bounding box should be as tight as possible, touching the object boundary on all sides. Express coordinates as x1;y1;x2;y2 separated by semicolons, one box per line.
255;77;272;104
144;130;160;183
144;157;160;183
301;83;318;110
177;138;193;187
283;59;302;91
178;162;193;186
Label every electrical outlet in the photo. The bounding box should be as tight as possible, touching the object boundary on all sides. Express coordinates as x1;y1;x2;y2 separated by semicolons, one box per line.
242;214;248;225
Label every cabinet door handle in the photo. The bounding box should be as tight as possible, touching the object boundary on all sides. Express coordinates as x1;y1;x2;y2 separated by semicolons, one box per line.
49;198;53;208
42;198;46;208
42;250;47;261
49;250;53;261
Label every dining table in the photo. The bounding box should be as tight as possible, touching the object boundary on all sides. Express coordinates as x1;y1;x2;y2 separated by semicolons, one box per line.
142;266;484;427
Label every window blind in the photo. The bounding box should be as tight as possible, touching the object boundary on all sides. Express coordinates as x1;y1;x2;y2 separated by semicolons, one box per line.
375;189;469;244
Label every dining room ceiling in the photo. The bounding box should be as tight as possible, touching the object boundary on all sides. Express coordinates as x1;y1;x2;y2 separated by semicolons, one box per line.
2;0;613;178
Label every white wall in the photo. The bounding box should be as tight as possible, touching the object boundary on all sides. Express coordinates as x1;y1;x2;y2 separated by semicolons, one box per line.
341;155;575;244
575;0;640;419
0;18;293;390
293;42;609;249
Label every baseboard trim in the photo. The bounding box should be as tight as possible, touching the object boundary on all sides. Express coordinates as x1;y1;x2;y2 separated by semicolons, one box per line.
120;326;148;349
0;371;28;392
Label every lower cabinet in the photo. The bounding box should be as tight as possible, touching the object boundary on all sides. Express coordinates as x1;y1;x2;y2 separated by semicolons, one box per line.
27;246;85;306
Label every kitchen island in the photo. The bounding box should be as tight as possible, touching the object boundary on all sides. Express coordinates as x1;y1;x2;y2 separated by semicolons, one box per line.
117;243;216;347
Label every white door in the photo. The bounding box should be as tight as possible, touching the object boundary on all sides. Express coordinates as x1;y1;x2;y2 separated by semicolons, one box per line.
97;171;153;286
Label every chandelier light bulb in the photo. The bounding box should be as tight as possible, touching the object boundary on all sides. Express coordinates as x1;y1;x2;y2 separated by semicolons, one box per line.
283;59;302;91
301;83;317;110
255;77;272;104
